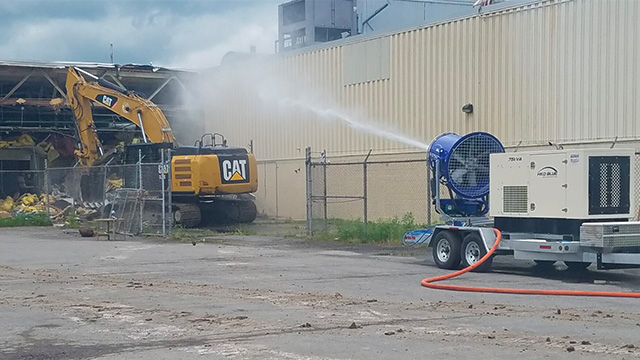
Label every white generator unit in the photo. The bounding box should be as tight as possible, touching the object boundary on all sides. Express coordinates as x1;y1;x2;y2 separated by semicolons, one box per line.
490;148;634;220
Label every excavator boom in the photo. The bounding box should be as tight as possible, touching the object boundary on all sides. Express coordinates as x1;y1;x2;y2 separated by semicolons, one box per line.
65;67;175;165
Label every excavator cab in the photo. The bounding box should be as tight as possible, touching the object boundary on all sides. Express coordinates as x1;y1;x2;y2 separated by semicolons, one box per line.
196;132;227;148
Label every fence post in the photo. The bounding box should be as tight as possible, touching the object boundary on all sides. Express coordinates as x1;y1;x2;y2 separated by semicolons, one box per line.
305;147;312;235
161;149;166;236
167;148;173;235
363;149;372;233
102;164;108;218
138;149;143;235
275;162;279;218
44;160;50;222
322;150;328;231
426;157;431;225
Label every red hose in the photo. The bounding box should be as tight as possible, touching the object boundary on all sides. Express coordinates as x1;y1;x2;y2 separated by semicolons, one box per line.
421;228;640;298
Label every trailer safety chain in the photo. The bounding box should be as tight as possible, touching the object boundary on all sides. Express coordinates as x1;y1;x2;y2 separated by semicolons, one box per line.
421;228;640;298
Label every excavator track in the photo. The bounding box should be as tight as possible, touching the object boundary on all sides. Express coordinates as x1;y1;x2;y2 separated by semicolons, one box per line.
199;199;257;225
173;203;202;228
229;200;258;223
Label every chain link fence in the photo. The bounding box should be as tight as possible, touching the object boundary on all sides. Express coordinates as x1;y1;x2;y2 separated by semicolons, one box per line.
306;149;640;235
0;170;45;200
45;162;172;236
305;148;430;234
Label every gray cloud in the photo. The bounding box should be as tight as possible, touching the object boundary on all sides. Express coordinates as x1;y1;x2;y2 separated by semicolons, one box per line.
0;0;280;69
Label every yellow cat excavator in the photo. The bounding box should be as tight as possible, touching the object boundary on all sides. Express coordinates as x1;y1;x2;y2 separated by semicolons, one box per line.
65;66;258;226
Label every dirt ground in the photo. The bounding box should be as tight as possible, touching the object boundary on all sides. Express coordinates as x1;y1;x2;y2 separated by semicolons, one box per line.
1;225;640;359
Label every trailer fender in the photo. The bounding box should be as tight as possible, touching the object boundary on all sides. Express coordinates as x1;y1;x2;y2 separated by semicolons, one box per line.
429;226;497;254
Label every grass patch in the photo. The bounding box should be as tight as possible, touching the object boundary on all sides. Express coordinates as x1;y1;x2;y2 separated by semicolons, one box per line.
0;212;52;227
66;210;79;228
228;226;257;236
316;213;428;245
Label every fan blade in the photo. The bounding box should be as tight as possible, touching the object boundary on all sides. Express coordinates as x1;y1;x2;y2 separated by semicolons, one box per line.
468;170;477;187
451;168;467;185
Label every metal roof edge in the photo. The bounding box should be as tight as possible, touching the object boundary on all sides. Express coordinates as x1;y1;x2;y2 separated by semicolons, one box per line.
277;0;558;57
0;60;193;73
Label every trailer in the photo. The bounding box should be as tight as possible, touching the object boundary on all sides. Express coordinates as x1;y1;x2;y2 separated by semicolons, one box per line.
405;132;640;272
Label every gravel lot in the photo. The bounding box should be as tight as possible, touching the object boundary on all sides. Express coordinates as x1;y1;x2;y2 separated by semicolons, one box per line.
1;226;640;359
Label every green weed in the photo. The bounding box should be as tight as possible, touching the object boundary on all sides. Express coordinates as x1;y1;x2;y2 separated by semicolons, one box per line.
66;210;79;228
0;212;52;227
228;226;257;236
317;213;427;244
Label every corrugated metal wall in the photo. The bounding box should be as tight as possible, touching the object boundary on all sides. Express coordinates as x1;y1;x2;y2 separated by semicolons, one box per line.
204;0;640;219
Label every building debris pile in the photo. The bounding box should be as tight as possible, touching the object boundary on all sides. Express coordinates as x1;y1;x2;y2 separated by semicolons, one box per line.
0;190;110;224
0;134;36;148
0;193;58;219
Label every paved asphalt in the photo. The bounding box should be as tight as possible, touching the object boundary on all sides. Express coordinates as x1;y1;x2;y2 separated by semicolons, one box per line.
1;227;640;359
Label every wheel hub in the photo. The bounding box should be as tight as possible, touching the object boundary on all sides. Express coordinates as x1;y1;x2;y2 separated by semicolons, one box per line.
437;240;451;262
465;242;481;264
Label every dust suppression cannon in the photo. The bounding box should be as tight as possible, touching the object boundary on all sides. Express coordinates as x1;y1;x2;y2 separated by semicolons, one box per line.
428;132;504;219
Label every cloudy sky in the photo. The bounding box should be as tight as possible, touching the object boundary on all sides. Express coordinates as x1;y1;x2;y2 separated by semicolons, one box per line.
0;0;478;70
0;0;282;69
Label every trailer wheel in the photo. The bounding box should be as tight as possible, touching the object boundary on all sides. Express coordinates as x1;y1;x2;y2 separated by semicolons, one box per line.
565;261;590;271
432;231;462;269
461;233;493;272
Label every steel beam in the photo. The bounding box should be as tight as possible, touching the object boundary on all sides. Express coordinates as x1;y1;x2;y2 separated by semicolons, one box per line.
147;76;175;101
1;69;35;101
39;69;68;101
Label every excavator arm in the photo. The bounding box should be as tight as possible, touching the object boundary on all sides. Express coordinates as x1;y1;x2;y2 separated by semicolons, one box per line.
65;67;176;166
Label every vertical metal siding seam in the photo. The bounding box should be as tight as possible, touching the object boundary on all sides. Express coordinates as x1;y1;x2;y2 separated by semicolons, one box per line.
567;1;574;140
413;30;419;147
537;7;544;141
424;27;430;143
519;9;526;143
612;1;621;139
469;18;476;135
479;16;486;135
618;1;626;137
476;17;484;135
335;47;341;155
632;0;639;137
389;35;396;152
417;28;425;143
583;0;592;140
461;19;469;136
493;14;500;142
436;25;444;136
410;31;416;144
549;3;557;143
398;32;406;151
597;0;606;140
556;2;563;141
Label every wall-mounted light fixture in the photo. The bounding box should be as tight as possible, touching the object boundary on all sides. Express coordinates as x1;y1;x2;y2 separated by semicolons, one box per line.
462;103;474;114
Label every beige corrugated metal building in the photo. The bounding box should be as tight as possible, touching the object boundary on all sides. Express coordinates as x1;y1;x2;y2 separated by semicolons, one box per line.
203;0;640;220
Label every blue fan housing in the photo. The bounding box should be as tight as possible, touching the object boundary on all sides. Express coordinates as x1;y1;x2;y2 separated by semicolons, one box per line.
429;132;504;199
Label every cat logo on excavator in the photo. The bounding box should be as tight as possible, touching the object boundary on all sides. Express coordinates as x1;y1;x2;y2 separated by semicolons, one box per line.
220;156;249;183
